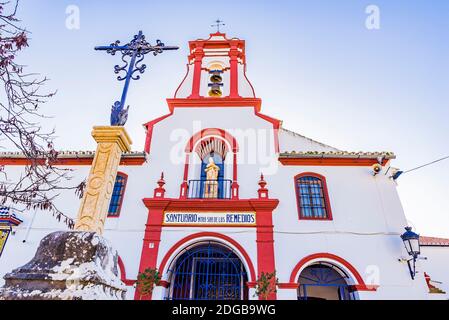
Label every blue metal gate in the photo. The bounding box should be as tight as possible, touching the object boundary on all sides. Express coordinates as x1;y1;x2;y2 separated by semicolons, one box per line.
298;264;355;300
168;242;248;300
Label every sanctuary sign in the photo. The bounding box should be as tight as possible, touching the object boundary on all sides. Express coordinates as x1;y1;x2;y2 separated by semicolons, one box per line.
163;211;256;226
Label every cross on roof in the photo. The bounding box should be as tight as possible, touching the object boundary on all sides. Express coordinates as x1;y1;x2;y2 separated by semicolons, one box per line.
211;19;225;33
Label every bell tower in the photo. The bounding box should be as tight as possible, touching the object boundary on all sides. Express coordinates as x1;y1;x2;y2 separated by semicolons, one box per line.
168;32;261;111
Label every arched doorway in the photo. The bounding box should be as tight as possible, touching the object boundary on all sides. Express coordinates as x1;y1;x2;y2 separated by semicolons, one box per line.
297;263;356;300
167;241;249;300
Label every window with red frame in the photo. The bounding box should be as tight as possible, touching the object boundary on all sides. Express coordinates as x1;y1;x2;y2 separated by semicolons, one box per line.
108;172;127;217
295;174;332;220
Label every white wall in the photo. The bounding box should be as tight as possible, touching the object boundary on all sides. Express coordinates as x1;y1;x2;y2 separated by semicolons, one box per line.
0;105;436;300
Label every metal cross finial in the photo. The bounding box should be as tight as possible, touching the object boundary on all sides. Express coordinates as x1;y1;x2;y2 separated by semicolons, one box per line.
211;19;225;33
95;31;179;126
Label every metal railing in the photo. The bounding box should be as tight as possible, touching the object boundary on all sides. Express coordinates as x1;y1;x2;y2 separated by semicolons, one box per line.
187;179;232;199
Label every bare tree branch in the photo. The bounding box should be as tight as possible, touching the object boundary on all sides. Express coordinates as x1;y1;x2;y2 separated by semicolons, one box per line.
0;0;85;228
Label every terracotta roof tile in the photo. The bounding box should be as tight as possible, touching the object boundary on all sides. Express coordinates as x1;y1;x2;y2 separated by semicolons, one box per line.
0;151;145;159
420;236;449;246
279;151;396;159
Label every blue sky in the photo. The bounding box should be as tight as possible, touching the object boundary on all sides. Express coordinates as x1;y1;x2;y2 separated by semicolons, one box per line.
13;0;449;236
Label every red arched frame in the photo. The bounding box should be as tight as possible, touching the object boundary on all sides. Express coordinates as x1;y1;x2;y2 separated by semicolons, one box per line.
294;172;333;221
289;253;377;291
158;232;256;283
117;256;135;286
185;128;239;153
181;129;240;198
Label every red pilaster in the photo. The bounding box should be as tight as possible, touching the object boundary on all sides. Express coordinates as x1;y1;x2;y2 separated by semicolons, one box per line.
229;41;240;98
135;176;168;300
253;204;277;300
231;152;239;199
135;200;169;300
252;176;277;300
188;45;204;99
180;154;190;199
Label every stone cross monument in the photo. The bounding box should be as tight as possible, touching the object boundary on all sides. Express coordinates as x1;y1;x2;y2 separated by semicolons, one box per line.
0;32;178;300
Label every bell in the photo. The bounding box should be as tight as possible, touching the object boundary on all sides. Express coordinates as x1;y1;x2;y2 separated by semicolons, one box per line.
208;69;223;97
210;74;222;83
208;85;222;97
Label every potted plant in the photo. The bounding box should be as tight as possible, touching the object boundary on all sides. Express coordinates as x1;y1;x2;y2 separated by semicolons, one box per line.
254;271;279;300
136;267;161;299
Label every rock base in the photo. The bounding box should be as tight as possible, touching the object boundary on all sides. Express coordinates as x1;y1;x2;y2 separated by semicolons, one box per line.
0;231;126;300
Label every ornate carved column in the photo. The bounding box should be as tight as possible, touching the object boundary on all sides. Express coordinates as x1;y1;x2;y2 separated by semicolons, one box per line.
74;126;132;234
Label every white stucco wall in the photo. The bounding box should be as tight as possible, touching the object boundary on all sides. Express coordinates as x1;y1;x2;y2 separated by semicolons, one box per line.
0;105;435;300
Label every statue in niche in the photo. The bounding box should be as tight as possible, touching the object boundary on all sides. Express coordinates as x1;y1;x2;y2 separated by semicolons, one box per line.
204;157;220;198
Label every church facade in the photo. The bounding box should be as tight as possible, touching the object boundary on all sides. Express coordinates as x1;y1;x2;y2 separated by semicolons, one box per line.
0;32;447;300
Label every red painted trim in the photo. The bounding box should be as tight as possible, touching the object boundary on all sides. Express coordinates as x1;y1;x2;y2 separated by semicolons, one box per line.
117;256;127;281
243;64;256;98
294;172;333;221
161;223;256;228
349;284;379;292
137;197;279;300
107;171;128;218
117;256;136;286
289;253;377;291
254;111;281;153
280;158;389;166
135;201;169;300
143;112;173;154
188;44;204;98
187;35;245;66
174;64;190;98
166;98;262;113
159;280;170;288
183;129;239;197
185;128;239;153
182;154;190;181
0;217;22;226
188;33;245;52
158;232;257;283
0;157;145;166
143;198;279;212
255;209;277;300
278;283;299;289
228;42;240;98
233;152;238;181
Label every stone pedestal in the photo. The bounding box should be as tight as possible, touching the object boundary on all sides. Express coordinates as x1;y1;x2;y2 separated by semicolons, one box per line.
0;231;126;300
75;126;132;234
1;126;132;300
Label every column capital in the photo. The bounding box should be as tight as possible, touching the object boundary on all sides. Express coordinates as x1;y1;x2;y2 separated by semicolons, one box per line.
92;126;132;152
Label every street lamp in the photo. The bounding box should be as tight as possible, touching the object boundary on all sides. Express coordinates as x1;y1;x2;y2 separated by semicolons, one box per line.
400;226;420;279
